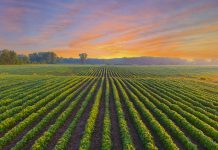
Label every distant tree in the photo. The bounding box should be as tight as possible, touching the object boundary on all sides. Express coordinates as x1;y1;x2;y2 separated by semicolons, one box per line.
0;49;18;64
28;53;38;63
79;53;87;64
29;52;58;64
18;54;30;64
48;52;58;63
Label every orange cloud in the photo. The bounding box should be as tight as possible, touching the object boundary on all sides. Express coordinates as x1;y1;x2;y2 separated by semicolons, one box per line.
1;0;218;59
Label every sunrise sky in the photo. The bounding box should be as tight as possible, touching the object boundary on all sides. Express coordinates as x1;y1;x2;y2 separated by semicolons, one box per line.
0;0;218;59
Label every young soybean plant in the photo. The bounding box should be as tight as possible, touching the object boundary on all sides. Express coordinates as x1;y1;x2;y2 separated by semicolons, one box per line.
109;78;135;150
54;78;100;150
101;78;112;150
79;77;104;150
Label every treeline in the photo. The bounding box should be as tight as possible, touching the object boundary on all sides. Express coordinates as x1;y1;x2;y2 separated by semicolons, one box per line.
0;49;58;65
1;49;218;65
0;50;29;65
29;52;57;64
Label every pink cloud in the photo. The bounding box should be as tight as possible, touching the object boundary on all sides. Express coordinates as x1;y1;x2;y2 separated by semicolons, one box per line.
17;3;85;46
0;7;27;32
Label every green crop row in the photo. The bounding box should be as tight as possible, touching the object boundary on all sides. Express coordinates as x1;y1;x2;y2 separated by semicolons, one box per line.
163;79;218;106
31;78;96;150
12;77;94;150
142;80;218;142
101;78;112;150
0;77;88;149
79;78;104;150
133;80;218;150
148;80;218;128
0;78;71;121
0;77;83;133
146;79;218;117
0;77;49;100
54;78;100;150
109;78;135;150
124;79;198;150
115;78;175;150
0;78;53;107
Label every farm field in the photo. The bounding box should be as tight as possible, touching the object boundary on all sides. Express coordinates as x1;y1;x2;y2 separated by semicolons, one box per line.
0;65;218;150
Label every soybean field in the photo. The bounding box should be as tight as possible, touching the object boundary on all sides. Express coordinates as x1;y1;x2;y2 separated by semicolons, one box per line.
0;65;218;150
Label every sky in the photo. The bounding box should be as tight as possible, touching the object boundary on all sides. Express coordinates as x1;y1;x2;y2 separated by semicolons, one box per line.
0;0;218;59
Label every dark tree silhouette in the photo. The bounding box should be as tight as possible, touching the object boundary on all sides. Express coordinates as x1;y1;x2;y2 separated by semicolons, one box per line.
79;53;87;64
29;52;57;64
0;49;18;64
18;54;30;64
